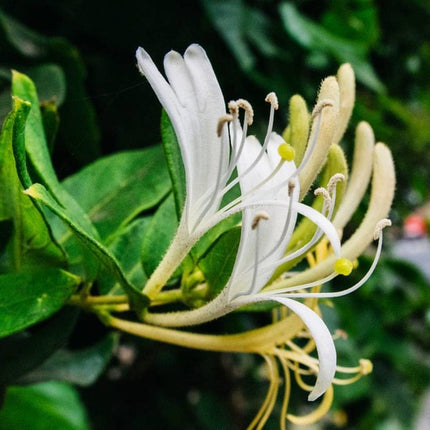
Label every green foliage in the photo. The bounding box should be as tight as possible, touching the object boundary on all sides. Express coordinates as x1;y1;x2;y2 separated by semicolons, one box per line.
21;333;119;387
0;269;79;338
0;382;90;430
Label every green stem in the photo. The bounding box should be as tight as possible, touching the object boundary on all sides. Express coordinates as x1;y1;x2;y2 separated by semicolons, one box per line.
102;312;303;353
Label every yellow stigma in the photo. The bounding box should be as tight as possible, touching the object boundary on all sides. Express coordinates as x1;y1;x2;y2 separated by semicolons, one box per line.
278;143;295;161
334;258;354;276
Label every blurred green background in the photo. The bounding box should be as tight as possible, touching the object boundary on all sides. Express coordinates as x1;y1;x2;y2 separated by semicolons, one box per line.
0;0;429;429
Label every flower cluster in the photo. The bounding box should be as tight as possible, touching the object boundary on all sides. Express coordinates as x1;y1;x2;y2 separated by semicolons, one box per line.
101;44;394;426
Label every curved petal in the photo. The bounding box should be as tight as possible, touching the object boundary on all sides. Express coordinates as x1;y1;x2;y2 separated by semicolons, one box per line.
136;45;228;230
294;202;341;256
271;297;336;401
227;134;299;299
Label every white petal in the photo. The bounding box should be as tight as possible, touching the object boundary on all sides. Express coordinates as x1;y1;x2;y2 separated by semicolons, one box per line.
294;202;341;256
271;296;336;401
227;135;299;299
137;45;228;228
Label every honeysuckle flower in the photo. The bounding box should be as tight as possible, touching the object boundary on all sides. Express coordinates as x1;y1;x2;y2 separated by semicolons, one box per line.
135;44;395;403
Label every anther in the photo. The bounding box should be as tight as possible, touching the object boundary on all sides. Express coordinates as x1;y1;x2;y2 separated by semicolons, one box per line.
278;142;295;161
265;92;279;110
311;99;334;120
251;211;270;229
334;257;354;276
327;173;345;194
314;187;332;207
228;100;238;116
373;218;392;240
236;99;254;125
288;180;296;196
217;114;233;137
359;359;373;375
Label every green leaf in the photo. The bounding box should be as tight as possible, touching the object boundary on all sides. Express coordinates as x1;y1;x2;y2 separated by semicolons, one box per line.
0;98;65;270
279;2;384;93
0;382;90;430
41;100;59;154
25;64;66;106
24;183;149;311
21;333;118;387
161;110;186;217
62;147;170;241
98;218;149;295
0;268;80;338
198;227;241;298
141;194;178;278
202;0;255;71
0;307;79;385
10;71;100;279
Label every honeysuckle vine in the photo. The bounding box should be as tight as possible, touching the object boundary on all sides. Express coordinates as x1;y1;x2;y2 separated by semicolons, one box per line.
70;44;395;426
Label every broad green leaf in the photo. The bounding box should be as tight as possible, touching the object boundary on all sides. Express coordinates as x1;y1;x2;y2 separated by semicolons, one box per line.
141;194;178;278
161;110;185;217
98;218;149;295
0;98;65;270
0;382;90;430
198;227;241;298
11;71;99;279
62;147;170;241
24;183;149;310
0;307;79;385
0;268;80;338
21;333;118;387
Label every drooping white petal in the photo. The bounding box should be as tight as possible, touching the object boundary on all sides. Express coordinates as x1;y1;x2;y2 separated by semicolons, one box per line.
294;202;342;257
271;296;336;401
136;45;228;230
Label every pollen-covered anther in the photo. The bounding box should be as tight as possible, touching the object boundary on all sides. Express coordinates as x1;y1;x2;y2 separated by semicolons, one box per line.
228;100;239;116
217;114;233;137
359;359;373;375
373;218;392;240
278;142;295;161
251;211;270;230
288;179;296;196
314;187;332;207
236;98;254;125
334;257;354;276
265;92;279;110
327;173;346;194
311;98;335;119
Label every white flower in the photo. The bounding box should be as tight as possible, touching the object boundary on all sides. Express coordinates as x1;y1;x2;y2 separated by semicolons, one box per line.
136;44;394;401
